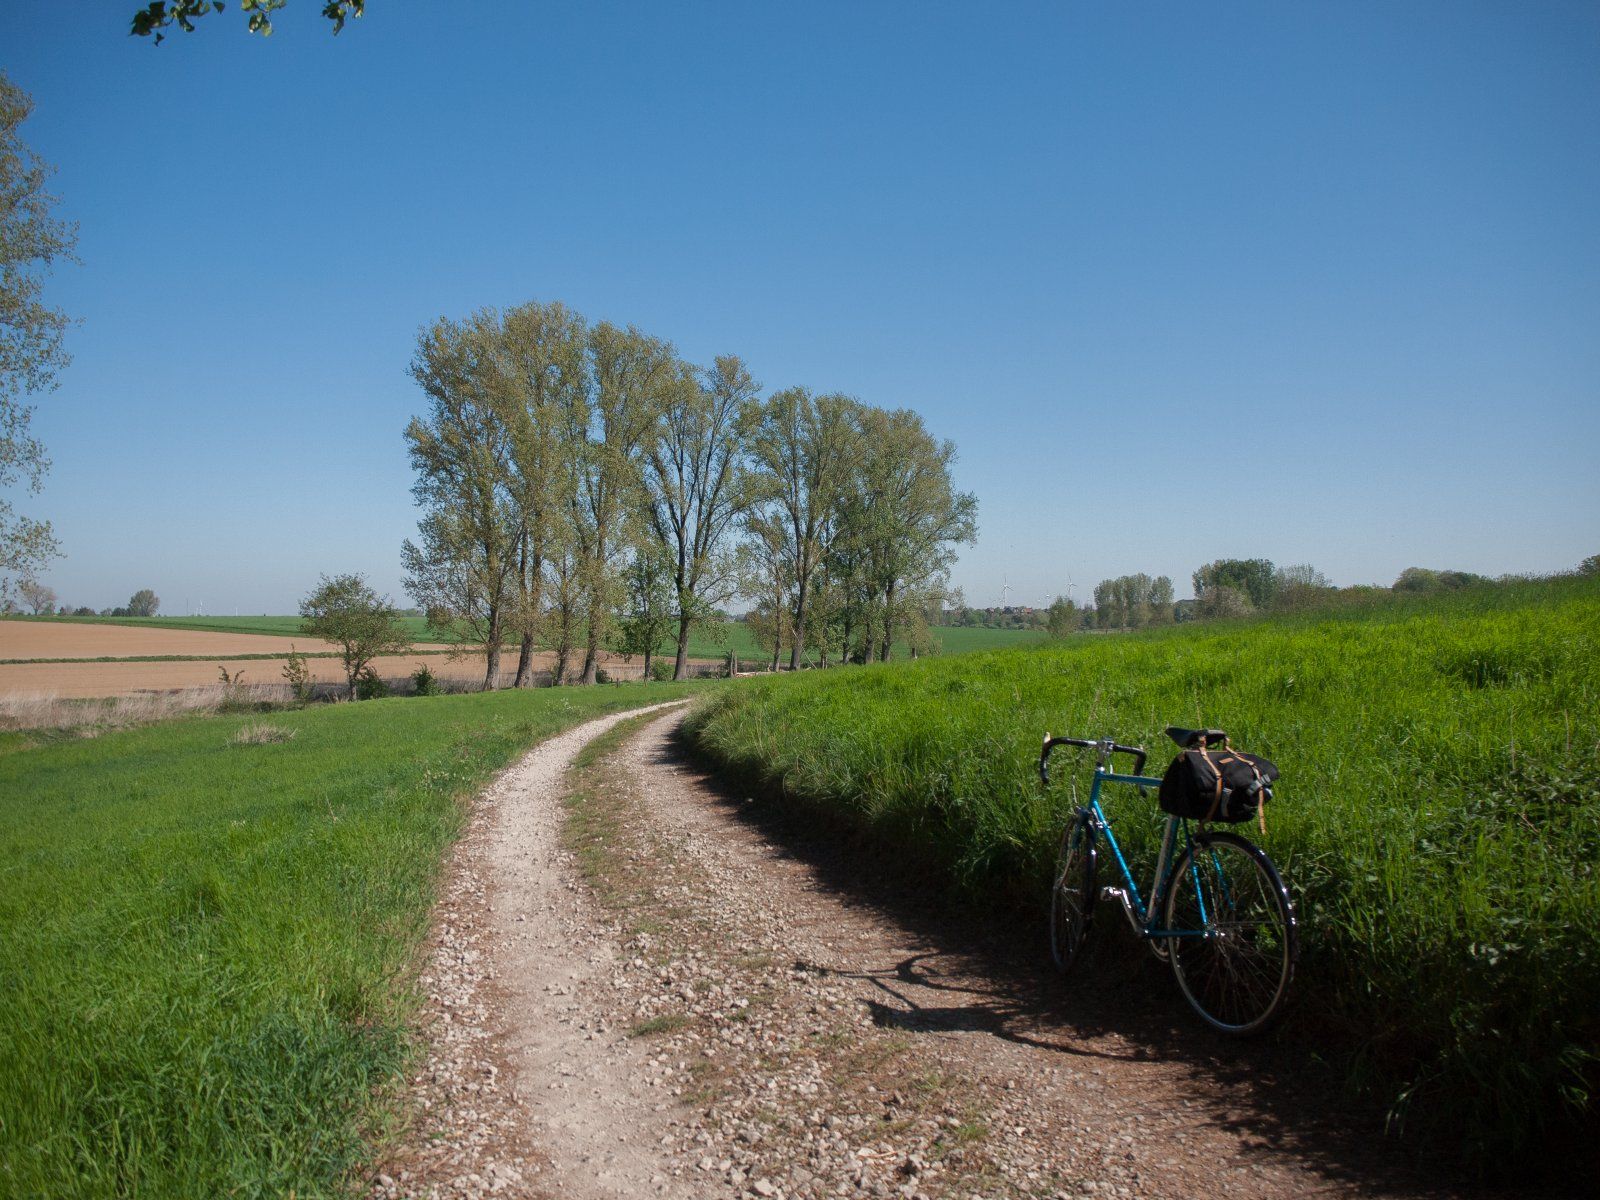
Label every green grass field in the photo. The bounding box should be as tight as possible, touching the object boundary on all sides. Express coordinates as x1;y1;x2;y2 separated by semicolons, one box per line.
682;577;1600;1167
0;682;705;1198
4;613;1043;662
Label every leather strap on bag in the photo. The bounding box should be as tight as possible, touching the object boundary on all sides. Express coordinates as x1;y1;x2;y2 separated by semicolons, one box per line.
1196;743;1224;823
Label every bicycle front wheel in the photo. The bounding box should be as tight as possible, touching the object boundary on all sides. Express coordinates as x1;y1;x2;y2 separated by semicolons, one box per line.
1164;831;1296;1035
1049;813;1097;974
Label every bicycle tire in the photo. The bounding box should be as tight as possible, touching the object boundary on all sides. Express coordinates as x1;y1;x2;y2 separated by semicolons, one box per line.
1049;813;1097;974
1164;830;1296;1035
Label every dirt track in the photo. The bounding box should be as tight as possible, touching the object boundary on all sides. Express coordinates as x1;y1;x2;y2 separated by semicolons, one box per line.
375;708;1522;1200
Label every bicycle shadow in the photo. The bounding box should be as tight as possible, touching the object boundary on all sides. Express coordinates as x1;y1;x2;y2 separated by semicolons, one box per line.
653;724;1563;1200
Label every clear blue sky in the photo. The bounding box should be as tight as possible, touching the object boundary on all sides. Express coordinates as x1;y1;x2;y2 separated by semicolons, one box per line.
3;1;1596;613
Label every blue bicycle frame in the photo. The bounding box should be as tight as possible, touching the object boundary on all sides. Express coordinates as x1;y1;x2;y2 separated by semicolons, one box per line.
1040;734;1213;942
1080;766;1212;942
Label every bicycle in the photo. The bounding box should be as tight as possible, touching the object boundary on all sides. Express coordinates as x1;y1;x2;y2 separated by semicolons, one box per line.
1040;727;1298;1035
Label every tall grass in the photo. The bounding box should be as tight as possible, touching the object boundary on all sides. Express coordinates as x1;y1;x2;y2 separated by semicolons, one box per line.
683;575;1600;1166
0;681;705;1198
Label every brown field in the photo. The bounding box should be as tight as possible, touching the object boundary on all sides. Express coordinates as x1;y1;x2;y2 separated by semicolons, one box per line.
0;650;679;699
0;621;454;661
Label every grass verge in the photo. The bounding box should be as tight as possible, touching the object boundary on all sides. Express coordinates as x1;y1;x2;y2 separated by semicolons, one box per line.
0;681;707;1198
681;575;1600;1173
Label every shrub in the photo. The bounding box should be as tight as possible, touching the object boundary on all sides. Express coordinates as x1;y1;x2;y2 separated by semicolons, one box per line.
410;663;440;697
354;669;390;701
282;646;315;703
594;667;612;685
650;659;675;682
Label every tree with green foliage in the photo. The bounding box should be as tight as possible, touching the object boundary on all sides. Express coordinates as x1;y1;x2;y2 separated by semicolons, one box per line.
0;75;76;607
1091;573;1174;629
127;588;160;617
642;355;757;680
615;548;676;682
1394;566;1485;592
844;405;977;662
1579;554;1600;577
1044;595;1077;638
402;311;518;690
299;573;410;701
129;0;364;42
494;301;588;687
743;388;857;670
571;323;676;685
1193;558;1277;610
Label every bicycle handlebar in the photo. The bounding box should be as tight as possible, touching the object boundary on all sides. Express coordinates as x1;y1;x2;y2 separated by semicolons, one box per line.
1039;733;1148;784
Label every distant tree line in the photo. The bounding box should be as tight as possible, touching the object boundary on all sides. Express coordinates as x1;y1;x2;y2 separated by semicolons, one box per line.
1035;554;1599;637
400;300;977;688
6;585;158;617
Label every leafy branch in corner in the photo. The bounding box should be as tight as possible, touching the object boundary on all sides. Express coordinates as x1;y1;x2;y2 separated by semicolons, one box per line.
130;1;365;43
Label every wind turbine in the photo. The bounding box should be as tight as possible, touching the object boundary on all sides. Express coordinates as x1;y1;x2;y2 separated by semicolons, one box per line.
1000;575;1011;608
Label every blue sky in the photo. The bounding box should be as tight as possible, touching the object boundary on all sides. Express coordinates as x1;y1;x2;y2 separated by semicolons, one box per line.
3;1;1596;613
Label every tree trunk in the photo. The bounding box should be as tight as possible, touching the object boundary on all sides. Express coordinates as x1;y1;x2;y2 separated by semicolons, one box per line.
789;574;808;671
878;585;895;662
513;633;536;687
483;608;502;690
641;645;653;682
554;645;570;686
673;615;692;681
770;633;781;673
581;632;600;685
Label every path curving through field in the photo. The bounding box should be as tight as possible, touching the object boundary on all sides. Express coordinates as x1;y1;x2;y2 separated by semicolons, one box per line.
375;707;1522;1200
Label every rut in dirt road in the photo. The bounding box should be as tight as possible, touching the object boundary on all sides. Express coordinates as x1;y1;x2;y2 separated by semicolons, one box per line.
376;706;1518;1200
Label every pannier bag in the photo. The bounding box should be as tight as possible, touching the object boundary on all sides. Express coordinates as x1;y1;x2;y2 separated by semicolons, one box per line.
1158;743;1280;824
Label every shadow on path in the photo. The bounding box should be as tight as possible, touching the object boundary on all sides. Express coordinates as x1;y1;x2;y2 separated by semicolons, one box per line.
650;724;1563;1200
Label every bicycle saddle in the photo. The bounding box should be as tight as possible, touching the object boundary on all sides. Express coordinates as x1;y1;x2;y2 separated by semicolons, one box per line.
1165;726;1228;748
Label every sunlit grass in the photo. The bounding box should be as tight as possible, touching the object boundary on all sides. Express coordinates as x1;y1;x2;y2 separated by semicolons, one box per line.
683;575;1600;1165
0;681;706;1198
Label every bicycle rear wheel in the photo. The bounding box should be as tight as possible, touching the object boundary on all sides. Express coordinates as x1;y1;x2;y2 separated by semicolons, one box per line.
1164;831;1296;1035
1049;813;1097;974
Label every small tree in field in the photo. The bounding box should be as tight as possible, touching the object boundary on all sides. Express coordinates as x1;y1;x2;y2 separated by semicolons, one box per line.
127;588;159;616
299;574;411;700
615;550;676;682
1045;594;1077;638
19;579;55;614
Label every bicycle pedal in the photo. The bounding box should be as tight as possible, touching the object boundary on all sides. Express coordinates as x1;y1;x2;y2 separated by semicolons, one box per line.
1099;886;1125;903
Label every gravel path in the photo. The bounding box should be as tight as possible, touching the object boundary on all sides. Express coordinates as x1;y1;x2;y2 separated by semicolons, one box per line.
374;705;1516;1200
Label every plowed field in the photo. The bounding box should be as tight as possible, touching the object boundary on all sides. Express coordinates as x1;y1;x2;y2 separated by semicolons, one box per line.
0;620;676;697
0;620;451;661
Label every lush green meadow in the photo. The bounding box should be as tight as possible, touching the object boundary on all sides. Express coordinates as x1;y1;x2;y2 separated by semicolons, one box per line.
0;682;703;1198
5;613;1042;662
683;577;1600;1165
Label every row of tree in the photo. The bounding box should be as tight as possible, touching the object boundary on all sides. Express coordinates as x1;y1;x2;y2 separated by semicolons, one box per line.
400;301;977;688
8;583;159;618
1040;556;1600;635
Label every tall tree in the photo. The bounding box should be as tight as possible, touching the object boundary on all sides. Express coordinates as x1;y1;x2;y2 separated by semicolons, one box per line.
494;301;587;687
402;312;517;689
642;354;757;680
846;405;977;662
0;74;76;606
571;322;674;685
744;388;856;670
